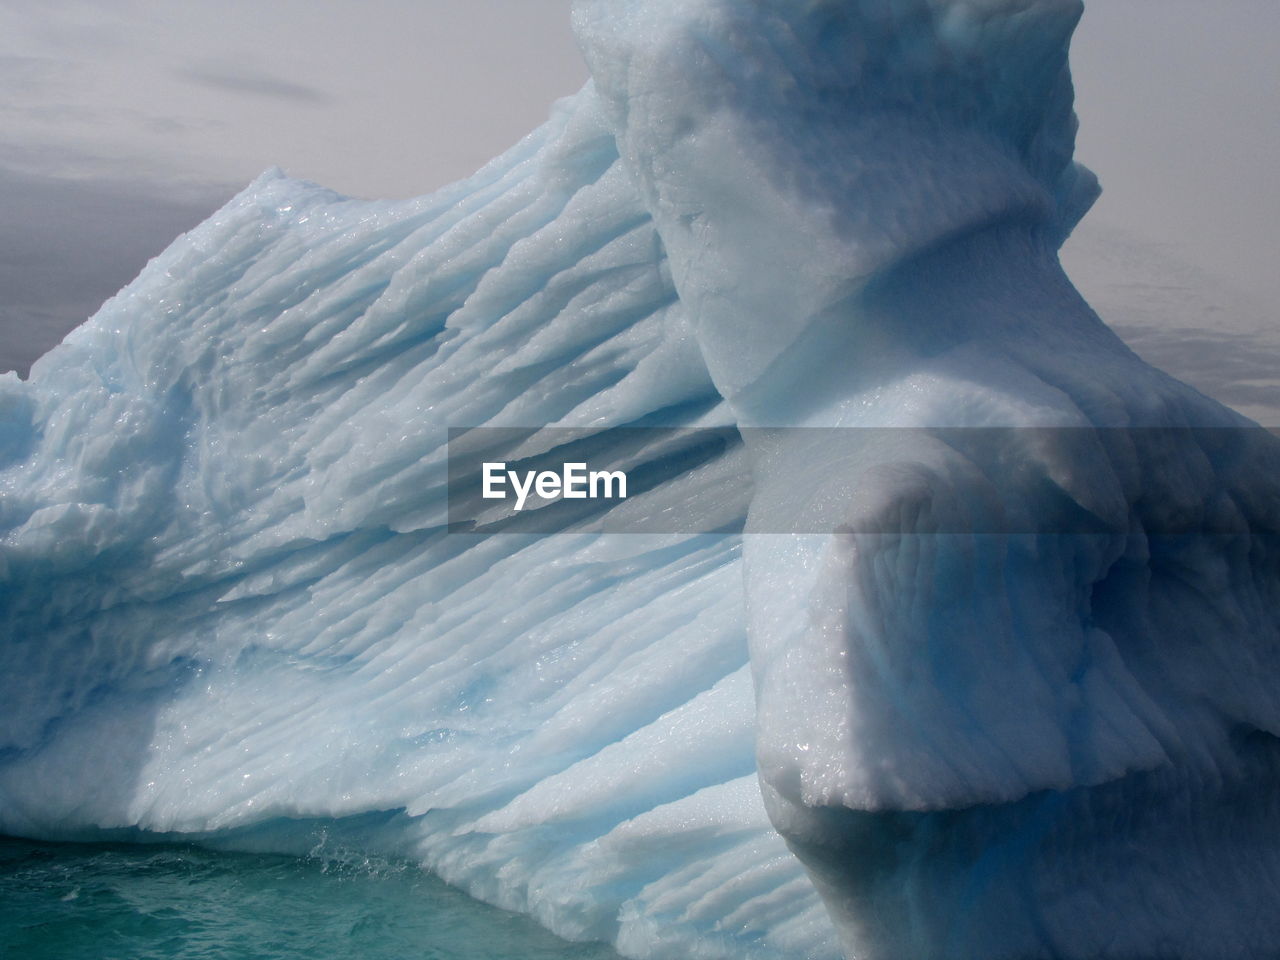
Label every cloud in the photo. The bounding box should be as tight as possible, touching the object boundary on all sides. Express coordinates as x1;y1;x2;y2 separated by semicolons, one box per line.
178;64;333;105
0;54;75;96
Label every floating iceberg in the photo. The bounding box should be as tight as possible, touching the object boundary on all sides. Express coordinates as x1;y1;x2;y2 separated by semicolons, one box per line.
3;1;1279;958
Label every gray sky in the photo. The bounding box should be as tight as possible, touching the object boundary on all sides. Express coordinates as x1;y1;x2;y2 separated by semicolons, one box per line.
1069;1;1280;307
0;0;582;197
1;0;1277;384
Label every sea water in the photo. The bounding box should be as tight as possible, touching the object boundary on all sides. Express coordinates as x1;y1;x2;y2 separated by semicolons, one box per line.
0;836;623;960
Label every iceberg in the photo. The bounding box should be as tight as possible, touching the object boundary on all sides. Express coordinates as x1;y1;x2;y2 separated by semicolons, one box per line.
3;1;1279;958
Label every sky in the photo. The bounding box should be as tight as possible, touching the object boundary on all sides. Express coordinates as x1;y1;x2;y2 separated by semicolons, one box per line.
1068;2;1280;305
1;0;1277;386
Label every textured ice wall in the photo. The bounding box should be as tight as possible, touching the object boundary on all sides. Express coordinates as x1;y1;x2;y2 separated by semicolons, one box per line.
572;1;1280;957
3;1;1280;959
0;95;836;959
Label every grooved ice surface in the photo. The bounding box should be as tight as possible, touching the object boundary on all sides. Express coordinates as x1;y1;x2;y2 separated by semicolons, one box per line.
3;1;1280;959
0;90;832;959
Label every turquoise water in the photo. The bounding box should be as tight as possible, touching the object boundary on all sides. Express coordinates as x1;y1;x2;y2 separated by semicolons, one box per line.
0;836;623;960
